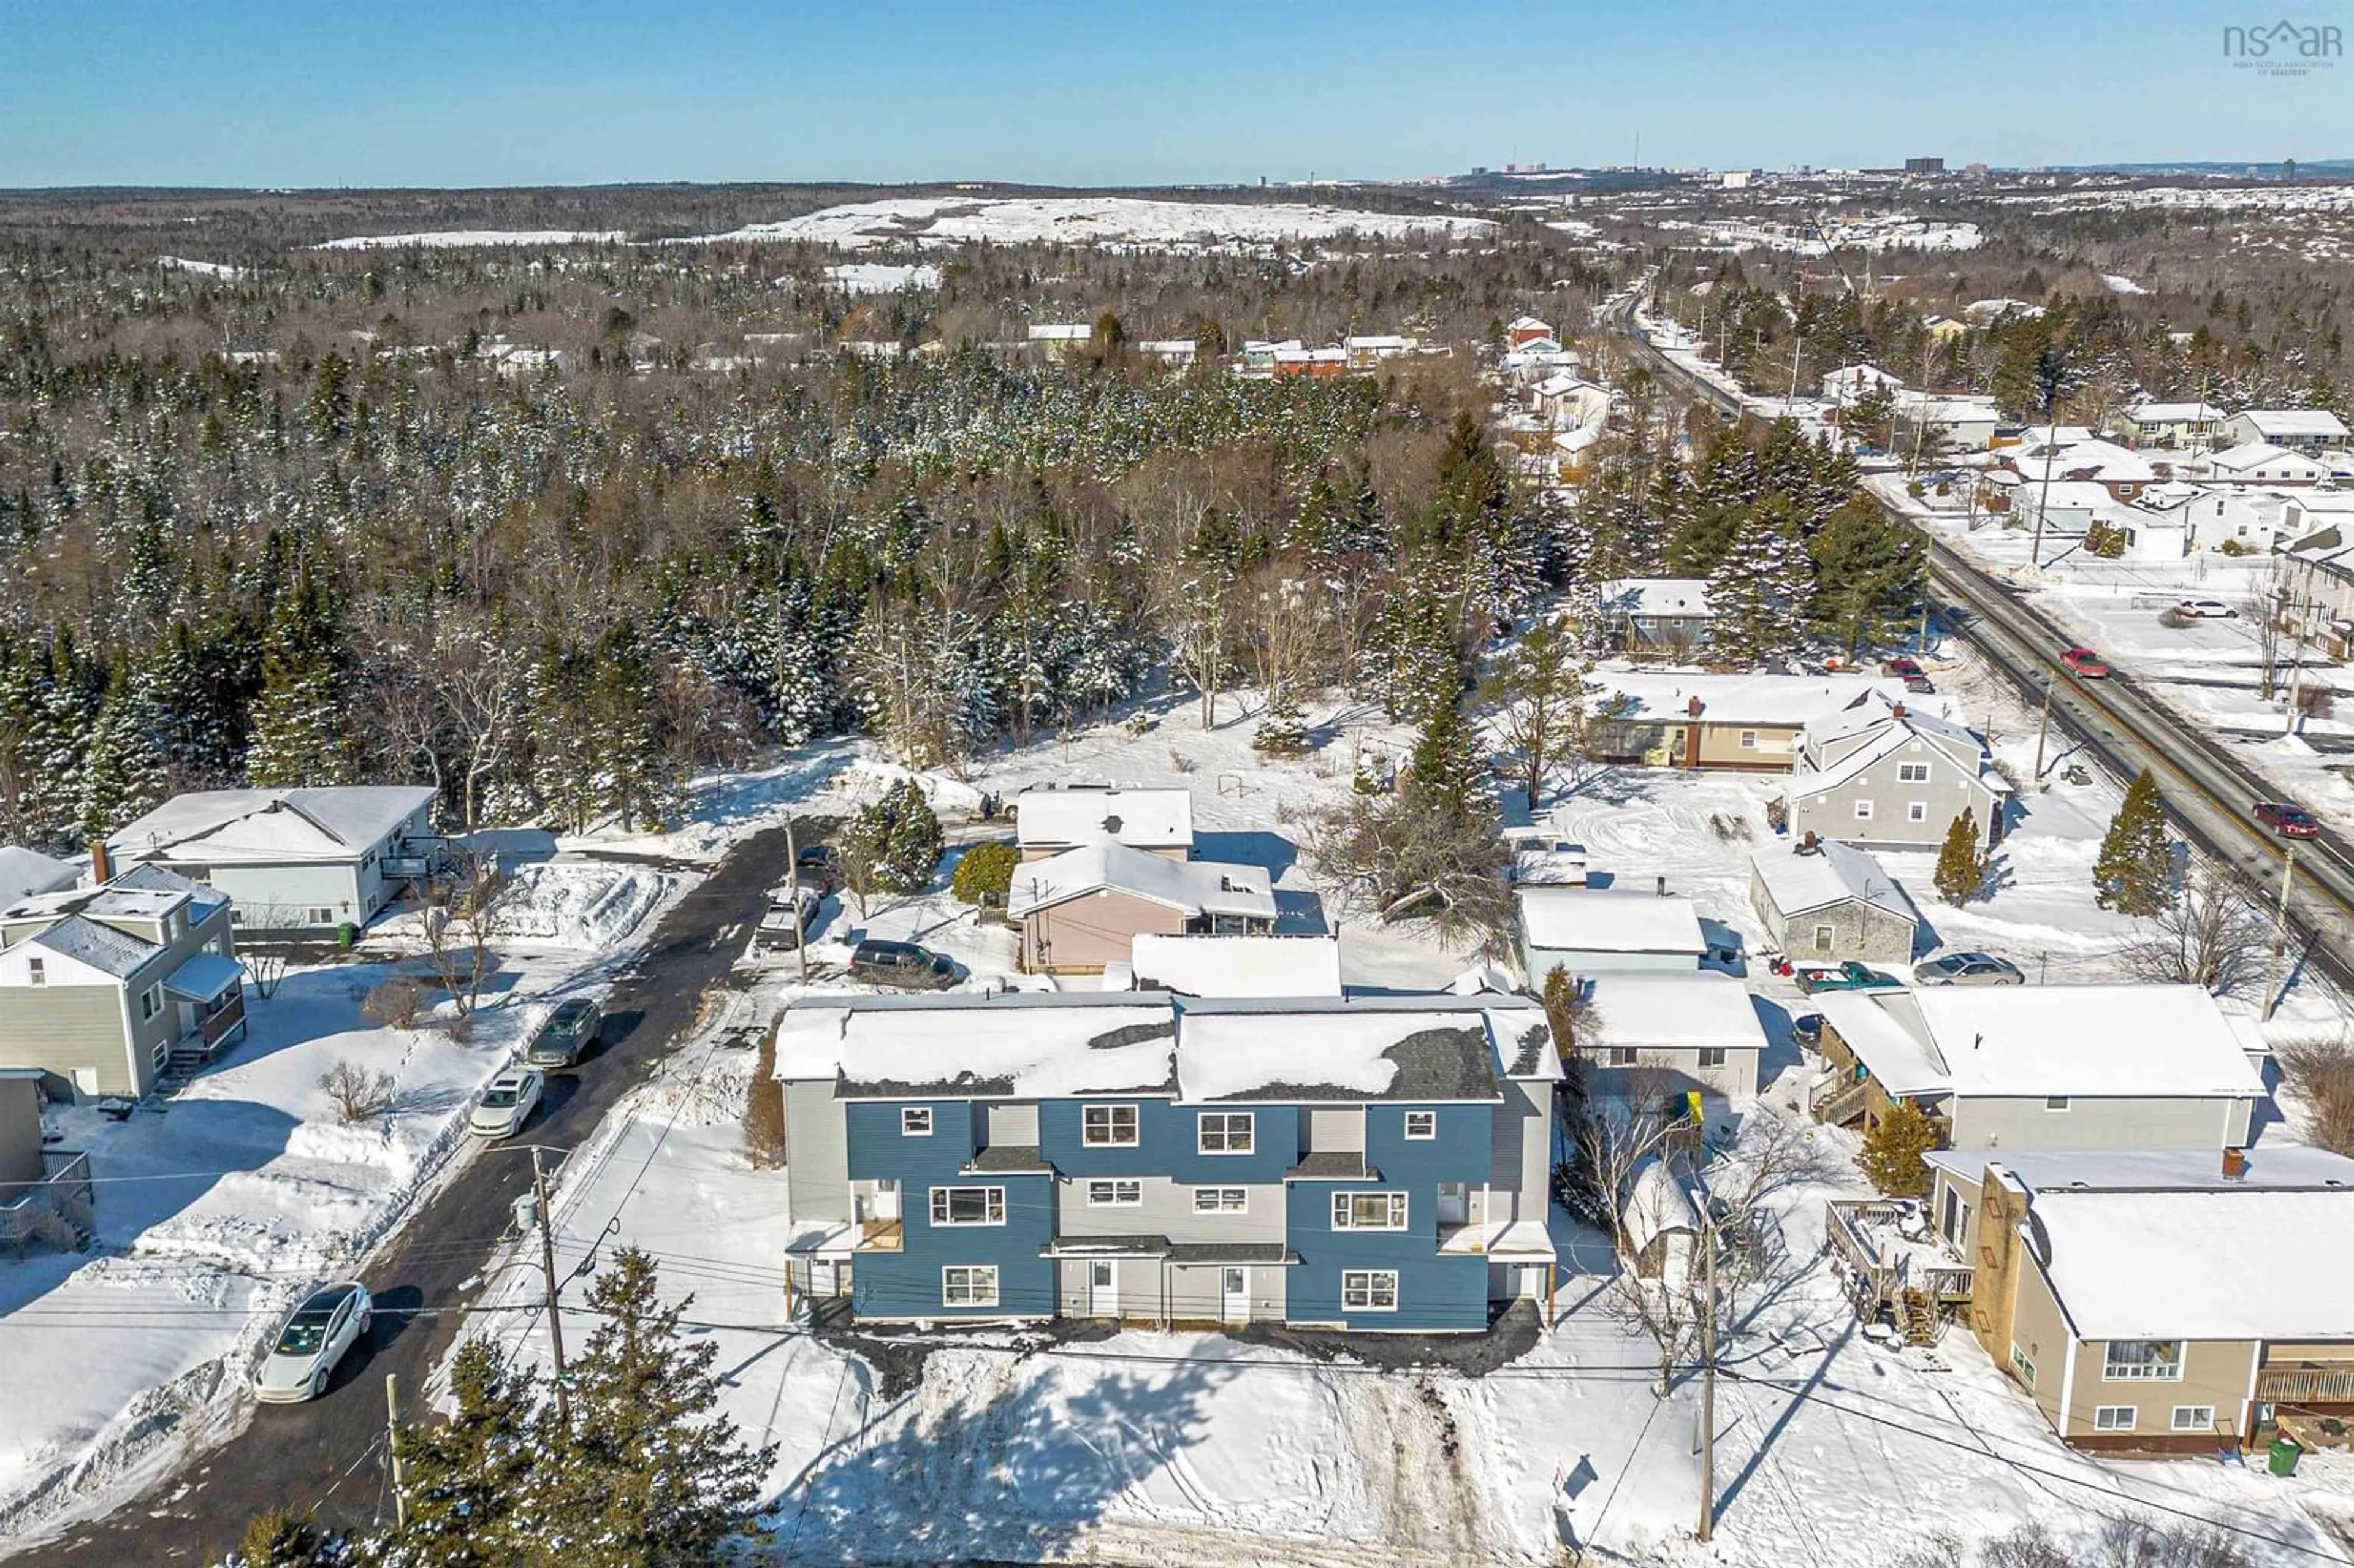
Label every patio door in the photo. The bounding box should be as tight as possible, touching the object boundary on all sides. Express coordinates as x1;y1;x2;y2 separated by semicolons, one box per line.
1940;1186;1967;1246
1437;1182;1469;1224
1089;1260;1118;1319
1221;1267;1248;1323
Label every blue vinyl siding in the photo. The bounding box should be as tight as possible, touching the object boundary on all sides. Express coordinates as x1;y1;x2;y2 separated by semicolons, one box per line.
1366;1103;1493;1189
845;1100;1051;1318
1286;1102;1496;1332
1039;1098;1297;1184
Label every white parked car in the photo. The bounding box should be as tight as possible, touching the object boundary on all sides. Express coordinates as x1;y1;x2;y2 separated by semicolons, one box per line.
470;1067;544;1138
2175;599;2236;618
254;1281;372;1404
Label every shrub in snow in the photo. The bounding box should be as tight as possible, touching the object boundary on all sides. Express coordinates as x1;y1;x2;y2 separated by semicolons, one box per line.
1933;809;1987;905
1859;1098;1938;1197
841;778;942;897
2093;767;2173;916
319;1059;398;1124
950;840;1020;907
362;977;425;1031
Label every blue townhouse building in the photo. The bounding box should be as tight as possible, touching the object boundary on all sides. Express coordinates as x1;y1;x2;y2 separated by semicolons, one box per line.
775;990;1561;1333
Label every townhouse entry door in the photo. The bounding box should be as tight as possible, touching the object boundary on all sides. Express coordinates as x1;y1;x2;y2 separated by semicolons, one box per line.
1221;1267;1248;1323
1090;1261;1118;1318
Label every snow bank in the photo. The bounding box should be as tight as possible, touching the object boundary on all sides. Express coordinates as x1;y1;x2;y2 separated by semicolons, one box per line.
492;861;675;948
842;756;988;817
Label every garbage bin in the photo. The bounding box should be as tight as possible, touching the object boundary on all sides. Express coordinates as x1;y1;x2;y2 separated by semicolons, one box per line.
336;921;359;951
2269;1437;2302;1477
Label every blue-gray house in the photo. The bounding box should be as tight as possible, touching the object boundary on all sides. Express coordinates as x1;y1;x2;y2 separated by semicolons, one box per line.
775;991;1562;1333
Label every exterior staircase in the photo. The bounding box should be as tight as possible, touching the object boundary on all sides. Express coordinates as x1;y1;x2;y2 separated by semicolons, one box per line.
1811;1073;1870;1127
1897;1287;1943;1347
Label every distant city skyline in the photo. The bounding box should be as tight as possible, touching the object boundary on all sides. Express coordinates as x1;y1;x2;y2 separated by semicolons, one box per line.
2;0;2347;189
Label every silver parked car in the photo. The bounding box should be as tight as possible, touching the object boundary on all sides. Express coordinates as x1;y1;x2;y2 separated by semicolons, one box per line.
1912;951;2025;986
255;1281;373;1404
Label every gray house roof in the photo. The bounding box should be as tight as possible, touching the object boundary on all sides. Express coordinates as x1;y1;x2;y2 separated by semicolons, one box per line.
109;786;434;861
26;915;159;979
0;847;77;909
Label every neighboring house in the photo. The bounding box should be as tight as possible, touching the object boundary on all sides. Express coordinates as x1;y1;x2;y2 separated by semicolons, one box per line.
1923;1147;2354;1452
108;786;438;935
1507;314;1555;346
1009;843;1277;973
1591;578;1713;653
2004;438;2157;501
1129;933;1343;998
2113;402;2226;450
0;864;245;1101
1783;699;2009;853
1821;364;1903;405
1748;839;1918;965
1013;786;1194;861
0;1067;93;1254
1344;334;1417;368
1808;985;2264;1151
1135;339;1197;368
2279;513;2354;657
774;991;1563;1332
2125;484;2300;555
0;847;78;909
2222;408;2352;456
1587;672;1933;772
1895;392;2000;452
1026;323;1094;357
2201;441;2333;487
2009;480;2114;538
1580;970;1766;1099
1518;886;1708;981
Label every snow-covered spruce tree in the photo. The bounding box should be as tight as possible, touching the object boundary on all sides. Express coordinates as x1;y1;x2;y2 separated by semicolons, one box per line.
1479;617;1590;810
585;618;675;833
1252;684;1311;757
842;779;942;897
1859;1099;1939;1198
16;630;96;847
246;571;353;789
78;659;165;838
1702;503;1810;667
1360;588;1464;725
381;1339;547;1567
1932;809;1986;906
2094;767;2174;916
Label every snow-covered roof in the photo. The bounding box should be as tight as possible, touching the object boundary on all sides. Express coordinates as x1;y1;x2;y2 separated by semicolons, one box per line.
775;994;1179;1098
1791;708;2006;801
1586;971;1768;1055
1819;985;2264;1101
1178;1006;1499;1103
1595;578;1714;620
2207;441;2330;476
1749;841;1915;923
1129;933;1341;998
1013;786;1194;851
163;950;243;1003
2017;480;2119;512
1026;322;1092;341
2006;438;2155;485
1596;671;1933;728
1344;334;1414;351
1925;1144;2354;1194
21;915;158;979
1519;888;1706;956
0;847;77;908
110;786;434;863
1507;314;1554;332
2234;408;2352;440
1621;1157;1699;1256
1007;842;1276;921
2125;401;2225;424
2028;1187;2354;1341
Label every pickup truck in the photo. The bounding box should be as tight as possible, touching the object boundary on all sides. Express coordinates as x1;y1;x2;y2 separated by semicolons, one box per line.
1793;961;1903;995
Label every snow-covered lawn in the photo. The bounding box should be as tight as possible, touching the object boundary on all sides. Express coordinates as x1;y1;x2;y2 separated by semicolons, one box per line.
314;230;628;249
687;196;1494;251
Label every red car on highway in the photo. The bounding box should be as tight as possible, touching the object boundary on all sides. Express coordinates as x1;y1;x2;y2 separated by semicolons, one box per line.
2060;647;2110;679
2256;801;2321;839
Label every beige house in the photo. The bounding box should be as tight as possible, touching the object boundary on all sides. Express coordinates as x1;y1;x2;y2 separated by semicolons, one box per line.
1010;842;1276;974
1748;839;1918;965
1783;701;2008;854
1580;970;1766;1100
1808;984;2263;1151
0;1067;92;1254
1013;786;1194;862
0;864;246;1100
2112;401;2225;450
1588;674;1931;774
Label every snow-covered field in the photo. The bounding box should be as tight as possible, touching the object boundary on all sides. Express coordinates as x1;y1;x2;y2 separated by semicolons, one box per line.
156;256;241;279
314;229;627;249
435;682;2352;1567
824;261;943;293
1652;214;1981;255
688;196;1494;251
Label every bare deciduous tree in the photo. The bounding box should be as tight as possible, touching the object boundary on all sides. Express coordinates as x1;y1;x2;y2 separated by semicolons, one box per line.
2119;861;2272;997
318;1059;397;1124
235;904;300;1000
422;850;504;1016
2279;1038;2354;1156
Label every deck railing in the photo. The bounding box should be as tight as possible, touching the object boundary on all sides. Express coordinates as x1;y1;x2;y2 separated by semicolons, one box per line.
0;1150;93;1253
1825;1200;1975;1308
2258;1364;2354;1406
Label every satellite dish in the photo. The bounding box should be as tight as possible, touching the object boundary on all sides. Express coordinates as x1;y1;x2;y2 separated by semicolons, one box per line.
2024;1209;2051;1268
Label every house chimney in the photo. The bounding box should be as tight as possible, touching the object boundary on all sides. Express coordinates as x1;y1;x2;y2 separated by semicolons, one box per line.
2222;1146;2247;1181
1891;702;1906;720
1686;695;1704;718
1655;875;1668;897
1802;831;1819;851
89;839;112;885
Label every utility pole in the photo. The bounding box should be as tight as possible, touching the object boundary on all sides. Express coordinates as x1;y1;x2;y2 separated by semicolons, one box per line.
2028;405;2060;569
532;1146;571;1433
2264;843;2299;1021
1697;1199;1717;1544
385;1374;409;1530
783;814;807;984
2032;670;2055;783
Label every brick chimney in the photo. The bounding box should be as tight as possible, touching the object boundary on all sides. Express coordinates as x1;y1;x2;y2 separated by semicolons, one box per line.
89;839;112;885
1683;696;1704;770
2222;1146;2247;1181
1891;702;1906;720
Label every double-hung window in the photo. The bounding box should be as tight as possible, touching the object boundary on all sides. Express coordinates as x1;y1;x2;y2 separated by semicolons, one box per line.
2171;1405;2216;1433
2103;1340;2183;1381
1086;1179;1142;1208
1194;1187;1247;1213
942;1266;999;1307
1697;1047;1728;1068
901;1107;933;1136
1331;1192;1407;1230
1898;761;1931;783
1198;1111;1254;1154
2093;1406;2136;1433
1403;1111;1436;1140
1342;1270;1398;1311
929;1186;1006;1226
1607;1046;1639;1066
1083;1104;1139;1147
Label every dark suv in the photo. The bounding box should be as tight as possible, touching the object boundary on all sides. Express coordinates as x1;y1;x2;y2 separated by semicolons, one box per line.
794;843;842;894
524;997;602;1068
849;939;955;990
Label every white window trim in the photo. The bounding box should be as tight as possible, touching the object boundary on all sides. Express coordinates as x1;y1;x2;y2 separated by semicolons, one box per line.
1083;1103;1140;1147
1194;1186;1248;1213
2171;1404;2217;1433
1697;1046;1727;1068
2010;1345;2037;1388
1086;1179;1143;1208
1198;1110;1255;1155
1906;801;1929;823
901;1107;933;1136
1331;1191;1409;1231
928;1186;1007;1227
1403;1111;1437;1140
2102;1341;2184;1382
1737;729;1759;750
942;1265;999;1308
2045;1095;2071;1112
1898;761;1930;783
1854;800;1875;821
2093;1405;2137;1433
1342;1269;1399;1312
1607;1046;1639;1066
1812;924;1835;952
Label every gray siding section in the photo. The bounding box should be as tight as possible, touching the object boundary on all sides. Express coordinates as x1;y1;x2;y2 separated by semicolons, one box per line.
783;1079;851;1222
1057;1258;1287;1322
1788;732;2002;854
1579;1048;1759;1100
1306;1108;1365;1153
1750;869;1918;965
986;1102;1040;1146
200;863;366;930
1523;943;1699;980
1950;1094;2253;1152
1057;1176;1284;1245
1509;1078;1552;1203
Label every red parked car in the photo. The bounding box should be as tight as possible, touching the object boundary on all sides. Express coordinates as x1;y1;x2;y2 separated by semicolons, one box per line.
2256;801;2321;839
2060;647;2110;679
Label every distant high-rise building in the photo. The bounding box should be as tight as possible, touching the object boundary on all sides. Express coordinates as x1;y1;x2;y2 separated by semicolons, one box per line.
1904;156;1945;175
1471;166;1490;177
2284;158;2298;183
1965;162;1989;182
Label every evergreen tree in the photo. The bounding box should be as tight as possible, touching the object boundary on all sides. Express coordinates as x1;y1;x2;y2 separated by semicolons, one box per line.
1703;501;1810;666
246;571;352;788
1360;589;1463;724
78;659;165;838
1478;618;1589;809
1401;697;1493;827
2094;768;2174;915
1859;1099;1939;1197
20;629;97;847
558;1249;775;1563
586;618;674;832
1933;809;1987;906
386;1341;546;1566
1805;497;1925;659
844;778;942;896
1252;684;1311;756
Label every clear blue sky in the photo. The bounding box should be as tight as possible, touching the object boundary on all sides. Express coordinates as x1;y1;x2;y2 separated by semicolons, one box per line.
2;0;2346;188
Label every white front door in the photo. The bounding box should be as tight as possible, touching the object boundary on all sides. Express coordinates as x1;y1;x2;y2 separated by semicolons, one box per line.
1221;1267;1249;1323
1089;1260;1118;1319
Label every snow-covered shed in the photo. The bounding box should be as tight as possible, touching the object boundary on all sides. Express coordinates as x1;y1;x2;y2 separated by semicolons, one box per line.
1518;886;1708;983
1621;1156;1699;1288
1747;839;1918;965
